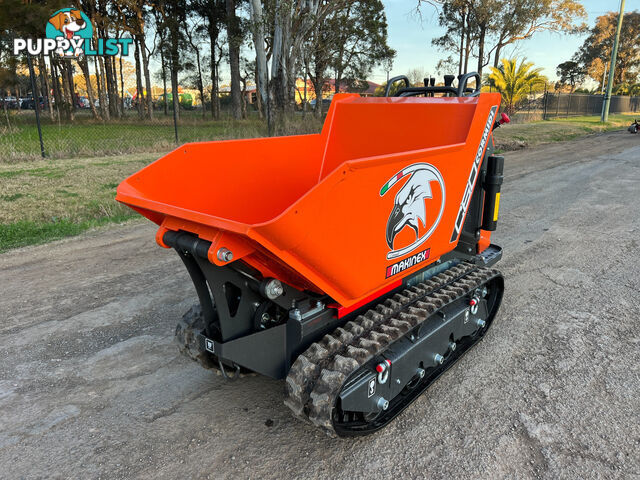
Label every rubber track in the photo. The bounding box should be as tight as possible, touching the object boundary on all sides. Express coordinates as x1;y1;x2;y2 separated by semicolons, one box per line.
284;262;500;437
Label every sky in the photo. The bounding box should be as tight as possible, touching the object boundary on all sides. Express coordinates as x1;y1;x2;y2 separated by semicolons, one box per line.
369;0;634;85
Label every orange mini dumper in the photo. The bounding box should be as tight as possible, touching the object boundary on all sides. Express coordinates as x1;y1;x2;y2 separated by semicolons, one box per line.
117;73;508;436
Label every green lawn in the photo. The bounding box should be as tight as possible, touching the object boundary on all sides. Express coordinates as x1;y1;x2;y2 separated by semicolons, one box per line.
0;152;156;252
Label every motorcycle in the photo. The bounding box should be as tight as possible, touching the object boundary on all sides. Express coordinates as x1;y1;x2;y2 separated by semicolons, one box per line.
629;119;639;134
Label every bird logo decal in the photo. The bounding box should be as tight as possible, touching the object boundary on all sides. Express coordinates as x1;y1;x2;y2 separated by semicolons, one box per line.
380;163;445;260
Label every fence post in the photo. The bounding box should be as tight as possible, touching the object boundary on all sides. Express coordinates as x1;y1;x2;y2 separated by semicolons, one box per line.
543;84;548;120
26;53;46;158
566;92;571;117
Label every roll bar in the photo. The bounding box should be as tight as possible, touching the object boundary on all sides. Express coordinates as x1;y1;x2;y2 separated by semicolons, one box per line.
385;72;481;98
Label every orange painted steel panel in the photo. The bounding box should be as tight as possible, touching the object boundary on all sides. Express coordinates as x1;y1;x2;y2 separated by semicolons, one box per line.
117;92;501;308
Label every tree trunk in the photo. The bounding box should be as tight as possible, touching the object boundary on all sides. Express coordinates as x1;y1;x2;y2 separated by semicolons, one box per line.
40;54;55;119
102;52;117;118
254;63;263;118
134;39;145;119
50;57;62;122
96;57;110;120
66;63;76;113
119;55;125;113
140;35;153;119
169;51;180;120
303;66;308;117
311;76;323;117
195;47;205;118
59;62;74;121
458;10;465;76
249;0;268;121
79;58;101;120
160;42;168;116
208;22;220;119
477;24;486;77
226;0;243;120
463;15;471;75
241;74;248;118
493;43;502;68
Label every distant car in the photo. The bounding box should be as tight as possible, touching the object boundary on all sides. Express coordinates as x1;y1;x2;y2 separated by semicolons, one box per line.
309;97;332;109
76;96;90;109
19;96;49;110
1;96;19;109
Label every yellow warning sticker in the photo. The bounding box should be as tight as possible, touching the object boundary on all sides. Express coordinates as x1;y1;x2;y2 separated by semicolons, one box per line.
493;193;501;221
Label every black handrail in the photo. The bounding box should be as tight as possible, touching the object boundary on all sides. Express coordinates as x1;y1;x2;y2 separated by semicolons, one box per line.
386;71;482;98
384;75;410;97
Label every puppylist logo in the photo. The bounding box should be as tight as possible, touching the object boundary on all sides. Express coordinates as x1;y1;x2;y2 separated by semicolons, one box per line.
13;8;131;59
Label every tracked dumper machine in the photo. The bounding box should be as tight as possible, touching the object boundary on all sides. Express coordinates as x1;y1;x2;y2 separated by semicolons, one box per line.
116;73;509;437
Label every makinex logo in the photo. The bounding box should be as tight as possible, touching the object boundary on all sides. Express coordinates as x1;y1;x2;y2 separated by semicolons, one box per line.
449;105;498;243
13;8;132;58
385;249;431;279
381;163;445;261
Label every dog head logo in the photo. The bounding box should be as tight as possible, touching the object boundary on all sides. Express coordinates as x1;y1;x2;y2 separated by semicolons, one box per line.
46;8;93;55
380;163;445;260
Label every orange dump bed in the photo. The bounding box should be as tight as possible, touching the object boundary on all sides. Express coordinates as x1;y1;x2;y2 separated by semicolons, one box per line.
117;92;501;308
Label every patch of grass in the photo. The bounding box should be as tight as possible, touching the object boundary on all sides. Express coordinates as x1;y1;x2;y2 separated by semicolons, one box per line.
1;193;24;201
55;189;79;198
0;214;136;253
0;170;24;178
0;151;158;251
493;113;637;151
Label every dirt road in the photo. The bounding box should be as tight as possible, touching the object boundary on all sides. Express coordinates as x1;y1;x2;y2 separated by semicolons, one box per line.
1;131;639;479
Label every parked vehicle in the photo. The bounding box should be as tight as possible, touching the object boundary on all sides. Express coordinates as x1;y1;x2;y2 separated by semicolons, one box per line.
309;97;332;109
77;96;90;109
1;97;19;109
20;96;48;110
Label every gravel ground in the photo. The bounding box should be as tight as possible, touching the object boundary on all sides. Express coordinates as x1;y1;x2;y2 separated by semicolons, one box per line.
1;130;639;480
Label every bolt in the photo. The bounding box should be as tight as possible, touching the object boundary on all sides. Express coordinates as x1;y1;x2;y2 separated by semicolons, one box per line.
261;313;270;323
416;368;425;379
410;335;415;341
476;319;486;328
377;397;389;411
264;279;283;300
396;378;401;385
434;354;445;365
316;301;324;309
449;341;457;351
217;248;233;262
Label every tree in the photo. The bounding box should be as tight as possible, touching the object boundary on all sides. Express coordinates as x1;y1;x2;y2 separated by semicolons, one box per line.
157;0;188;120
428;0;587;77
183;16;208;117
250;0;349;131
226;0;244;119
329;1;395;96
192;0;227;119
487;57;546;115
574;11;640;87
556;61;585;92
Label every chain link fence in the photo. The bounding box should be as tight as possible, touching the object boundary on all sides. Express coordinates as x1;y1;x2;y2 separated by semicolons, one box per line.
542;93;640;119
0;99;267;162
